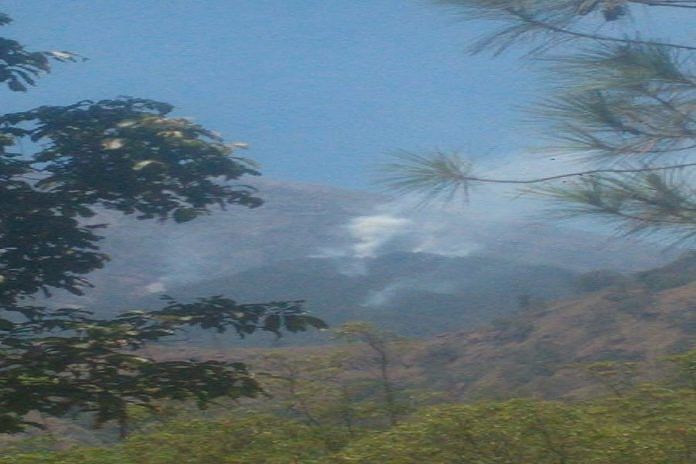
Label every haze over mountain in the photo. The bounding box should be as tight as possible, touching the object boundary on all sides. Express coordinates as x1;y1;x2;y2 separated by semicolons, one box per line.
66;179;678;341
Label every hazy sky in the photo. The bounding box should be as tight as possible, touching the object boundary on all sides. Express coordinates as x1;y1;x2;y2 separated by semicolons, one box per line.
2;0;542;189
2;1;689;190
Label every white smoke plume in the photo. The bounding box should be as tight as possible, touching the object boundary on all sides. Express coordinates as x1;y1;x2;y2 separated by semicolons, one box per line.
362;277;460;307
347;215;412;258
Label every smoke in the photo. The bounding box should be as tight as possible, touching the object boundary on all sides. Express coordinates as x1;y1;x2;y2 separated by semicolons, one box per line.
103;153;667;294
316;202;489;261
316;152;582;261
143;281;167;294
347;215;413;258
362;277;460;307
362;281;404;307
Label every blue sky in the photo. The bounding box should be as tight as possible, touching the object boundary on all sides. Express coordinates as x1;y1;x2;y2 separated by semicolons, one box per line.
2;0;543;189
2;1;688;190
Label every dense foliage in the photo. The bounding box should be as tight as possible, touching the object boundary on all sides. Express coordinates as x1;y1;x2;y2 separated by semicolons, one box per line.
1;359;693;463
0;12;325;435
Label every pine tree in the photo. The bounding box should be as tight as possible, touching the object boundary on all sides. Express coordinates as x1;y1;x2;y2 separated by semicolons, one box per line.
380;1;696;244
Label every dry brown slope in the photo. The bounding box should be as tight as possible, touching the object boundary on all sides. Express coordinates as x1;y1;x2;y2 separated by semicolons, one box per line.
411;282;694;400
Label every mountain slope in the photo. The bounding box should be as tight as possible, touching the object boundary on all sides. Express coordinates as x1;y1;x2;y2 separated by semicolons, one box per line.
408;278;695;399
59;179;677;324
166;251;580;340
167;255;694;402
201;254;693;399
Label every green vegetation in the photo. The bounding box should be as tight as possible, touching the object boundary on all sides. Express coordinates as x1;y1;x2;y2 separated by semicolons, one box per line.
336;389;695;464
0;12;325;436
1;351;693;463
3;247;693;458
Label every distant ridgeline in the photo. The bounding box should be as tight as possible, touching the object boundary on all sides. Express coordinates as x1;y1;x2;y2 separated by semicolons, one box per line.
44;179;678;346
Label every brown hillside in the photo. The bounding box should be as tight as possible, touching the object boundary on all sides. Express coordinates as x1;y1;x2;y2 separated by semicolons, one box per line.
409;282;694;400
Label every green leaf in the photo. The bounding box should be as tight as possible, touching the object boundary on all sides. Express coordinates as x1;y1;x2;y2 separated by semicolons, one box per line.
172;208;198;223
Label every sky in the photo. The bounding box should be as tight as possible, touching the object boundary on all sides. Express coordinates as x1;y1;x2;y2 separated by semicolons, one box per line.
2;1;690;191
2;0;543;190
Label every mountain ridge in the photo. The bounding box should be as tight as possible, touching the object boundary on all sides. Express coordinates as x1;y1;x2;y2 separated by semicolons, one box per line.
94;178;677;282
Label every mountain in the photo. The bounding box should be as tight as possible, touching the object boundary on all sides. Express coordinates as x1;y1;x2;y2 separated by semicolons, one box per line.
54;178;680;342
160;253;694;406
166;251;579;341
229;253;694;399
402;261;696;400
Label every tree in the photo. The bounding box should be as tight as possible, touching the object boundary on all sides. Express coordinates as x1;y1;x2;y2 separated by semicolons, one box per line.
0;12;325;436
333;322;407;427
379;1;696;244
335;392;696;464
668;348;696;390
258;351;364;442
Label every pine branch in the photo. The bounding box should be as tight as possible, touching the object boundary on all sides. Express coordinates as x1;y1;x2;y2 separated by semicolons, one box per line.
508;8;696;51
377;151;696;194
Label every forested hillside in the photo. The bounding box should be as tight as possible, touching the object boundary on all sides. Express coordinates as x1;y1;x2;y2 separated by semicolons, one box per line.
0;255;696;464
3;254;693;461
2;1;695;462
